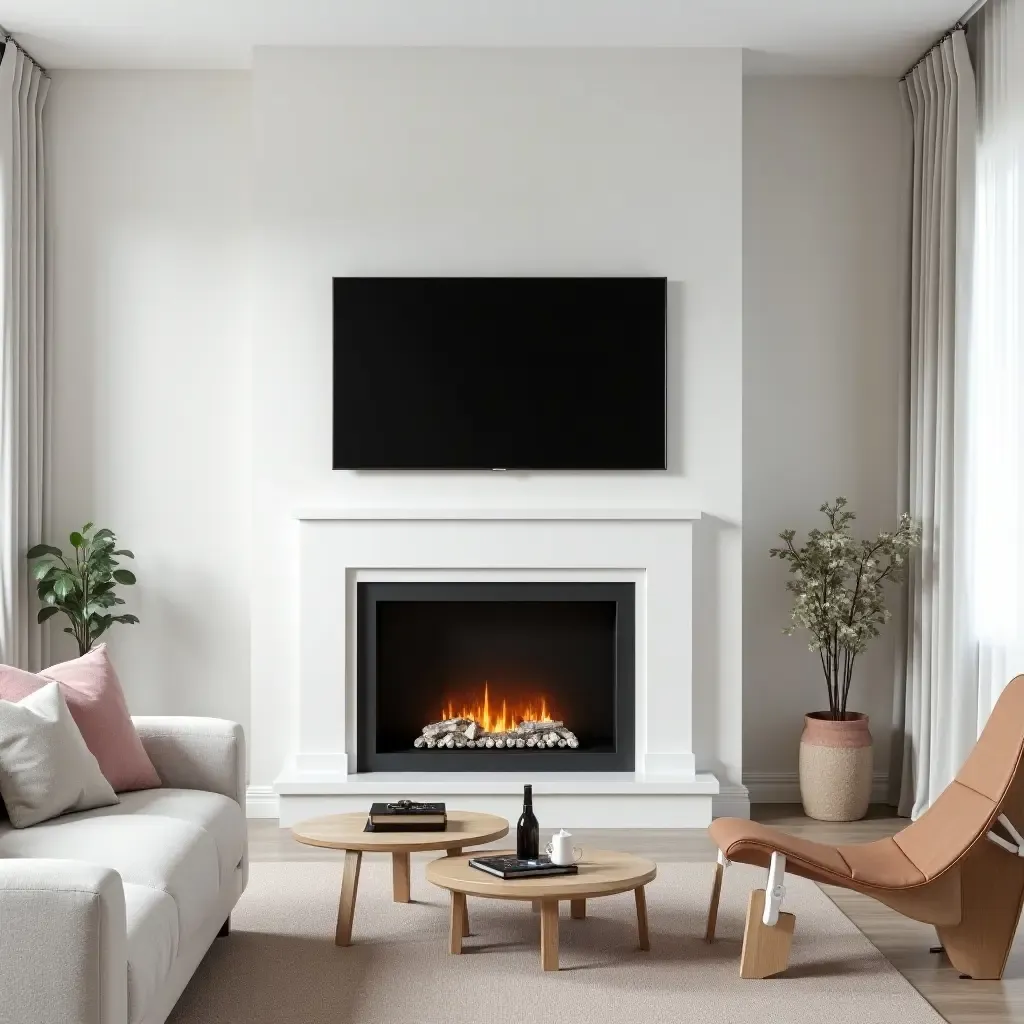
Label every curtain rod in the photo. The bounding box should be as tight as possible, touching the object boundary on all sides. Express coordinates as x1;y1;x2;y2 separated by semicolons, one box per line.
0;27;48;76
960;0;990;23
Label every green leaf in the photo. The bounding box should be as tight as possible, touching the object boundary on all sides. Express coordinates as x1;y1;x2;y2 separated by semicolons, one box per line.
92;528;114;541
36;606;60;624
69;531;85;549
62;627;75;636
112;569;137;586
82;521;94;534
112;614;140;625
112;549;135;558
32;561;57;582
26;543;62;559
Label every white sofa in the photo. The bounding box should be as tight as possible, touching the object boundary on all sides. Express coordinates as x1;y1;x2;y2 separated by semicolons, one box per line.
0;717;248;1024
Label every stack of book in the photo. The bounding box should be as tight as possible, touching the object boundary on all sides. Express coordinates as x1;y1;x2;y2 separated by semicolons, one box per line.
364;800;447;832
469;855;579;879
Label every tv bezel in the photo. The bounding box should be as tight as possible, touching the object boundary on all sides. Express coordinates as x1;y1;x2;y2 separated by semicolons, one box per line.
331;275;668;472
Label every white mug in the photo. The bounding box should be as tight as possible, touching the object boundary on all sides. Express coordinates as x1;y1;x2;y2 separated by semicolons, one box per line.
546;829;583;866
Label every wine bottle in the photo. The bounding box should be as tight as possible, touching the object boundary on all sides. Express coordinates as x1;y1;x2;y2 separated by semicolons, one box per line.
516;783;540;859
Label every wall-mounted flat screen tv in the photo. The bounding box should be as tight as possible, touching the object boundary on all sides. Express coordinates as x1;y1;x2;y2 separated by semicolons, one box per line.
332;276;667;470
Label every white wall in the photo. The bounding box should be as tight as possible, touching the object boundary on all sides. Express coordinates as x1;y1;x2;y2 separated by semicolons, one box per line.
46;72;252;724
41;60;909;806
742;77;907;796
249;48;744;789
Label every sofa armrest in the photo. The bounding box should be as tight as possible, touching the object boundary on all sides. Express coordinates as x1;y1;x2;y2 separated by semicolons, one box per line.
0;859;128;1024
133;716;246;809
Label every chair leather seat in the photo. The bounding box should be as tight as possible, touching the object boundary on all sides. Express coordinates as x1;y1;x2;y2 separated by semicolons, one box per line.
709;818;853;881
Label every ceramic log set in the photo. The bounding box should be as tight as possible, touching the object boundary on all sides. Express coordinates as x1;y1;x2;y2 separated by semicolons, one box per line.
799;712;872;821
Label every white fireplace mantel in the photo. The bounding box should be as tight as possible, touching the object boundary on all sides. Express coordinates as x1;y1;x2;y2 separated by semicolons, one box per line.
275;508;719;827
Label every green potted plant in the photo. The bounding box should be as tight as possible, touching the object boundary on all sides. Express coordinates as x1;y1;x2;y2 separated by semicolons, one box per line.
27;523;139;656
770;498;920;821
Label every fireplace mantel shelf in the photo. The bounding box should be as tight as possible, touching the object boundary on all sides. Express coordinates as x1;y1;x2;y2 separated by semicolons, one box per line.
294;507;703;522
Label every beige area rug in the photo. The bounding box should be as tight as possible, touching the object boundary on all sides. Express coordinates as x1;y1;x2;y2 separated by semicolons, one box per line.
170;859;943;1024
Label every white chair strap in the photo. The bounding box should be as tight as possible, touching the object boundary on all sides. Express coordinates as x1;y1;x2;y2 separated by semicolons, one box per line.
987;814;1024;856
763;852;787;926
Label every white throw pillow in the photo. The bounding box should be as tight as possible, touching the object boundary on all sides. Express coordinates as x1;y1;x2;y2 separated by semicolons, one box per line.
0;680;118;827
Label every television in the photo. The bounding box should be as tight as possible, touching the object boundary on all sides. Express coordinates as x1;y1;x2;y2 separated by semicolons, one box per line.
332;276;667;470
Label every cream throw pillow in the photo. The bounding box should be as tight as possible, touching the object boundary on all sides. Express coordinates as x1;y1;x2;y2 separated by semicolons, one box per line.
0;681;118;827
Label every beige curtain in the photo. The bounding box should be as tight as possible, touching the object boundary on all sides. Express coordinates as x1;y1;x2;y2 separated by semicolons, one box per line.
0;41;50;669
895;29;977;817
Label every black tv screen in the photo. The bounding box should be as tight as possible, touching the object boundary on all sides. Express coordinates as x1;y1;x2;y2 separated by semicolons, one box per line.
332;277;666;470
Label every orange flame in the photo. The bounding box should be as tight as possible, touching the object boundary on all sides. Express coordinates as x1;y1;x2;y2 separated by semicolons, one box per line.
441;681;554;734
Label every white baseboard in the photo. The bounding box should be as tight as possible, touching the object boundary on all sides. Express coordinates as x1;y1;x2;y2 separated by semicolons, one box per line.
711;781;751;819
246;785;279;819
743;771;892;805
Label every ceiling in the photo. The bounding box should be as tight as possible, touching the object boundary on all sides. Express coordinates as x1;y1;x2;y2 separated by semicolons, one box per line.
3;0;970;75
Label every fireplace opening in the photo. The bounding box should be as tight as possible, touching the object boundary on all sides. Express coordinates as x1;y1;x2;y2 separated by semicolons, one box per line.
356;582;635;772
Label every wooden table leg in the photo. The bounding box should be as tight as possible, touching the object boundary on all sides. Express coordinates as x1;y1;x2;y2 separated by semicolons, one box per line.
335;850;362;946
445;848;470;934
570;899;586;920
706;859;724;942
392;851;411;903
449;891;467;954
635;886;650;952
540;898;560;971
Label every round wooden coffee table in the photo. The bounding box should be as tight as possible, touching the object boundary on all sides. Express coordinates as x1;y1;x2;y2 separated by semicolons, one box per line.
291;810;508;945
426;847;656;971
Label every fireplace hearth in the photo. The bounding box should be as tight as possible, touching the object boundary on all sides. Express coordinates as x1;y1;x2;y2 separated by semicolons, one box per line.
356;581;635;772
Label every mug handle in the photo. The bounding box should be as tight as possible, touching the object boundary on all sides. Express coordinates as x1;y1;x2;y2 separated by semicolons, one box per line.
572;846;583;863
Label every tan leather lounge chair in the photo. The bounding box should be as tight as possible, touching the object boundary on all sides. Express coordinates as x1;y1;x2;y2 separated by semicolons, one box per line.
707;674;1024;980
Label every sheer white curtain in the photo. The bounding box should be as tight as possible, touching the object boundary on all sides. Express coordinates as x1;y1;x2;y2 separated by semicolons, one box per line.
0;40;49;670
896;30;978;818
898;7;1024;817
969;0;1024;726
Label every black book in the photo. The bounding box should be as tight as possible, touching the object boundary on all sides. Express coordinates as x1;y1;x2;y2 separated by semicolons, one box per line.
365;800;447;832
469;855;579;879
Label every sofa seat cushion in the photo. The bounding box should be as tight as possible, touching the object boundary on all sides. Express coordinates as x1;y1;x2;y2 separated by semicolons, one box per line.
89;788;245;887
0;803;220;940
124;883;179;1024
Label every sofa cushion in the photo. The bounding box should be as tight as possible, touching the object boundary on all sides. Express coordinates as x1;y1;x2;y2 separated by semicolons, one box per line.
0;681;118;827
0;645;161;792
91;788;245;886
124;883;179;1024
0;805;220;940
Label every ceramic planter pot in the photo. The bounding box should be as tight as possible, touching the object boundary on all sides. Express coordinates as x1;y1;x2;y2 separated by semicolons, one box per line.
798;712;872;821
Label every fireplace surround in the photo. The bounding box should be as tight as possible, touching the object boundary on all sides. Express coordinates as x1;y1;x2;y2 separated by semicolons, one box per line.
276;509;722;828
356;581;635;772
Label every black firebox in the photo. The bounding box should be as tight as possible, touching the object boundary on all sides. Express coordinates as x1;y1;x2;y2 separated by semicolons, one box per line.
356;582;635;772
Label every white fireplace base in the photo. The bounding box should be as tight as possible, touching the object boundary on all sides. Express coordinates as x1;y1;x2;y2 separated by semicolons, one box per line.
276;770;719;828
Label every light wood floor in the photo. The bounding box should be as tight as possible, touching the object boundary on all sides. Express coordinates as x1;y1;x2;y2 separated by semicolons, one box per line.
249;806;1024;1024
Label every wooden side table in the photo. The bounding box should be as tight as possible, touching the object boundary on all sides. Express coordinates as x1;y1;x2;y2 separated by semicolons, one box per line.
426;848;657;971
291;810;509;945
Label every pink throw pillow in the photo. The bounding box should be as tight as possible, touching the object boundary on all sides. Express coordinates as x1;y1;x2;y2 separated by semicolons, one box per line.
0;645;161;792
